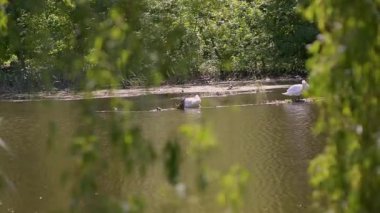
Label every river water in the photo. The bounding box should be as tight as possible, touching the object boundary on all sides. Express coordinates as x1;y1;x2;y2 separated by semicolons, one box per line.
0;88;322;213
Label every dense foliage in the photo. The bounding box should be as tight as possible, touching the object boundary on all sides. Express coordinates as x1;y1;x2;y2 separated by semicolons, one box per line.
0;0;317;92
1;0;379;212
304;0;380;212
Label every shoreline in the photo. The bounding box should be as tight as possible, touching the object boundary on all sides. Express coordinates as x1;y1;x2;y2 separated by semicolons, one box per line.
0;78;300;102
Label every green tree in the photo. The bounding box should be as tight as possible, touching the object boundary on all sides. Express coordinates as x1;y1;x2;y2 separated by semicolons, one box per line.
1;0;318;92
304;1;380;212
0;0;75;91
257;0;317;74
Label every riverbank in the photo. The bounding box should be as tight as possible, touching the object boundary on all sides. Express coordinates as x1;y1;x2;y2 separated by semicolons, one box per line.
0;78;301;101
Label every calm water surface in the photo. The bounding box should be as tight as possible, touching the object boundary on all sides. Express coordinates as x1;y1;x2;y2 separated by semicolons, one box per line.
0;89;322;212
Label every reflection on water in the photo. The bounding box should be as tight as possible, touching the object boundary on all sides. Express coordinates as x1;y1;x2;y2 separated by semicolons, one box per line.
0;90;322;213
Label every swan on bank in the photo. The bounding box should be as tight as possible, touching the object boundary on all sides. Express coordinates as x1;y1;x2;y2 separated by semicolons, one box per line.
177;95;201;109
282;80;309;100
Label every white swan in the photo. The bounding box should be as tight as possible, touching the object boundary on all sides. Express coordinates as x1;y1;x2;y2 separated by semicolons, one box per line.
177;95;201;109
282;80;309;98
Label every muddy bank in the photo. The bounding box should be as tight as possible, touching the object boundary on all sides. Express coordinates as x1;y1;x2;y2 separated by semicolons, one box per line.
0;79;299;101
